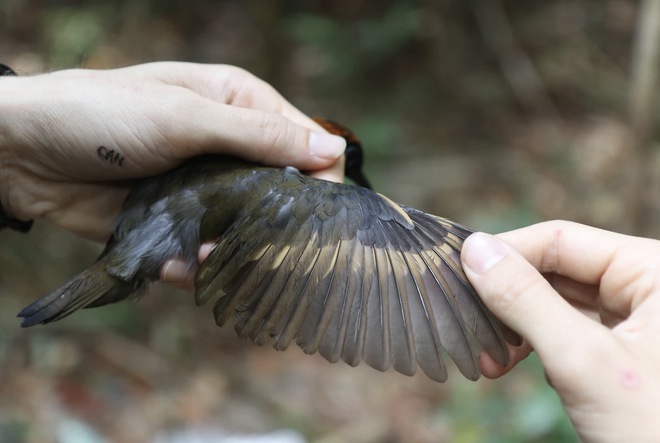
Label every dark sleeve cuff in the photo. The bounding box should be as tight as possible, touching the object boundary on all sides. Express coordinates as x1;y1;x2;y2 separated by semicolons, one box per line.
0;203;33;232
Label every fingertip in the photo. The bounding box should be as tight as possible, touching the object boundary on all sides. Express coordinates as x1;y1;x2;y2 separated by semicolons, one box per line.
308;156;345;183
479;342;533;379
309;170;343;183
198;242;216;263
308;131;346;160
479;352;510;379
462;232;507;275
161;259;196;291
161;259;187;282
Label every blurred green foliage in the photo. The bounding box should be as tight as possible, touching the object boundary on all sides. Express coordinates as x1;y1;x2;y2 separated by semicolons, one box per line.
0;0;653;442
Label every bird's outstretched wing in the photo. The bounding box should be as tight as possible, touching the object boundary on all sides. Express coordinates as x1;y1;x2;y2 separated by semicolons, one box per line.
195;170;518;382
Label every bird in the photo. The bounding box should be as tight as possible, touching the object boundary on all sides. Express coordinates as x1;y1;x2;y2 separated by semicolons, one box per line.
16;119;520;382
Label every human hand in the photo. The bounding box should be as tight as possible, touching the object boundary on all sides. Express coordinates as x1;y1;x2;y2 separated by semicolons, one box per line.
0;62;346;240
461;221;660;442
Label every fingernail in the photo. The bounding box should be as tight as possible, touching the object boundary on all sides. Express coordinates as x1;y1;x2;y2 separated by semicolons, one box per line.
462;232;507;274
309;132;346;159
161;259;194;283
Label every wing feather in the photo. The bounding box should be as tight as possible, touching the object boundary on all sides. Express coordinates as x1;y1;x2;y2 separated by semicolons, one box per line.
212;242;274;326
340;243;370;367
384;247;417;377
410;212;511;367
195;171;518;381
418;250;480;379
295;238;346;354
232;244;294;341
292;205;351;352
279;239;341;351
316;237;358;363
402;252;448;382
363;246;389;371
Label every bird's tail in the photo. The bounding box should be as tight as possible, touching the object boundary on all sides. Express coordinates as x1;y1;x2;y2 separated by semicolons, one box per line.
18;265;139;327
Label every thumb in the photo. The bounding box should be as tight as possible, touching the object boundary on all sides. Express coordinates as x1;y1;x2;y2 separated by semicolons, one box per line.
461;232;599;366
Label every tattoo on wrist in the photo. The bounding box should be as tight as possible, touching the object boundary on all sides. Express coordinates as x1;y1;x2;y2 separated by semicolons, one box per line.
97;146;125;167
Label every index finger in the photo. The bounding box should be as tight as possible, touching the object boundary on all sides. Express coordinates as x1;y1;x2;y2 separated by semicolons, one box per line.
496;220;636;285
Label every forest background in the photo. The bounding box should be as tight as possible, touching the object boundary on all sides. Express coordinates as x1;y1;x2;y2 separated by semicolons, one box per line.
0;1;656;442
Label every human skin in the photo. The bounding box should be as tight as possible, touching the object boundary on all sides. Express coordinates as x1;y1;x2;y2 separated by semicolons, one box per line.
461;221;660;442
0;62;346;242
